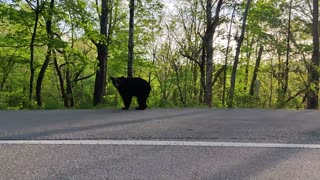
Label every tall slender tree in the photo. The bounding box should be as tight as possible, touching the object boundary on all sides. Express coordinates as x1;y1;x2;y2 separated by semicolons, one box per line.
36;0;54;107
128;0;135;78
307;0;319;109
203;0;223;107
228;0;251;108
249;45;263;96
280;0;293;103
222;4;236;106
93;0;109;106
25;0;45;105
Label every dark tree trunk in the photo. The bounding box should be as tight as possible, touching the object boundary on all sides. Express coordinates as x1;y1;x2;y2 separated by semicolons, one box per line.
29;13;38;103
249;45;263;96
127;0;135;78
0;57;14;92
269;58;273;107
53;50;75;108
67;22;76;108
93;0;109;106
192;63;198;101
283;0;293;98
93;44;108;106
53;52;68;107
36;50;52;107
199;46;206;103
307;0;319;109
244;37;254;91
212;65;225;86
172;62;185;105
228;0;251;108
203;0;223;107
203;0;213;107
66;67;74;107
222;4;236;105
36;0;54;107
27;0;44;104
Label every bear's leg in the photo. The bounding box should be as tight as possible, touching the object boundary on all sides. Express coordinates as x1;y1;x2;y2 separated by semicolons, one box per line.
121;95;132;110
136;95;147;110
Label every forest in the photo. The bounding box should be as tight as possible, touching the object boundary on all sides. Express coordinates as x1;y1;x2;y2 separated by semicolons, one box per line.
0;0;319;110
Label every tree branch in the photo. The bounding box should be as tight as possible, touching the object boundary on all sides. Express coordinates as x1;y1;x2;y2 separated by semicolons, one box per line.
74;73;95;82
212;65;225;86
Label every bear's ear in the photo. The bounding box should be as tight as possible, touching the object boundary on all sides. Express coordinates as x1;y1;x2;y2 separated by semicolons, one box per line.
110;76;119;88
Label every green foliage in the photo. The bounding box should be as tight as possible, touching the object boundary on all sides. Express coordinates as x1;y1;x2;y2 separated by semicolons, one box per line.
48;38;67;48
0;0;317;109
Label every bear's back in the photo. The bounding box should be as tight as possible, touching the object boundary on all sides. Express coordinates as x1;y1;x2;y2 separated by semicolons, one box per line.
124;77;151;96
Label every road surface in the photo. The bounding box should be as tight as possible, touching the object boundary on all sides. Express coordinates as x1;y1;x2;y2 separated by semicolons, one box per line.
0;108;320;179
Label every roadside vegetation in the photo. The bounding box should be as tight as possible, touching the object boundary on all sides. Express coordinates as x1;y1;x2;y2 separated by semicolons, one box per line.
0;0;319;110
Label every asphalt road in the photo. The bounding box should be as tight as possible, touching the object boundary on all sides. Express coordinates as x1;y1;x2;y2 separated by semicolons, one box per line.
1;108;320;179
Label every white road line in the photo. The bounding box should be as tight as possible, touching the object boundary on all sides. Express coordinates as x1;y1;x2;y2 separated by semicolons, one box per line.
0;140;320;149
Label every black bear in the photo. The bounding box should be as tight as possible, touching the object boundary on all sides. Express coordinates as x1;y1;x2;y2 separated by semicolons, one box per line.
110;76;151;110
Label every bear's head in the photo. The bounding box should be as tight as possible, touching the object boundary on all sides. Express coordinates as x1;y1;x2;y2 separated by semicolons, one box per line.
110;76;125;89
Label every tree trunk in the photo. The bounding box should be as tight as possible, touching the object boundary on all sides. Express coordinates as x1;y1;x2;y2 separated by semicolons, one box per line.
249;45;263;96
66;67;74;107
244;37;254;91
172;62;185;105
0;57;14;92
36;0;54;107
27;0;44;104
228;0;251;108
276;49;282;103
203;0;213;107
29;13;38;104
269;58;273;107
283;0;293;99
53;52;68;107
36;50;52;107
199;47;206;103
307;0;319;109
192;63;198;101
127;0;135;78
93;0;109;106
203;0;223;107
222;4;236;106
68;20;76;108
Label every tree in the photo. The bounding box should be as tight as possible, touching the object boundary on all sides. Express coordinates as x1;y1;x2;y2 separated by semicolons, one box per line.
228;0;251;108
307;0;319;109
203;0;224;107
127;0;135;78
176;0;206;103
222;4;236;106
93;0;109;106
249;45;263;96
25;0;46;105
0;0;318;110
174;0;224;106
283;0;293;100
36;0;54;107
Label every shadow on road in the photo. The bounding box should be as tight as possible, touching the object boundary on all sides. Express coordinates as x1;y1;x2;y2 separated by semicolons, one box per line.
208;148;301;179
0;109;209;140
1;108;319;179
